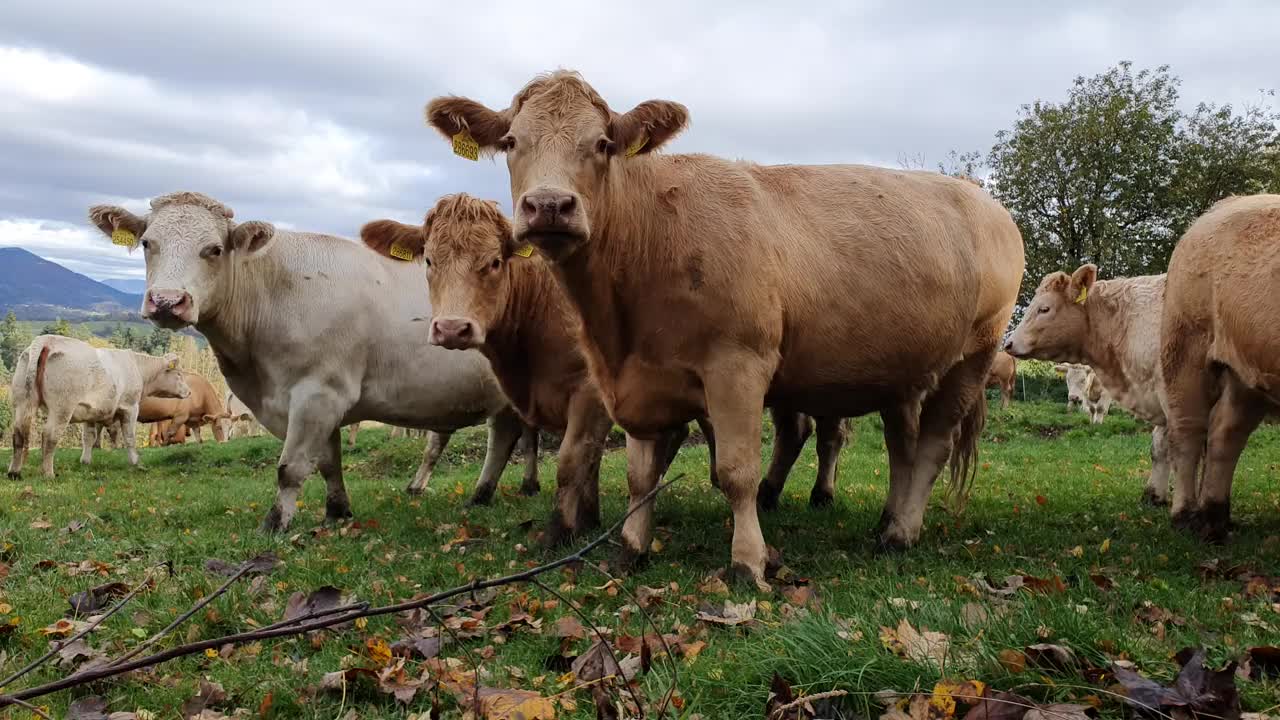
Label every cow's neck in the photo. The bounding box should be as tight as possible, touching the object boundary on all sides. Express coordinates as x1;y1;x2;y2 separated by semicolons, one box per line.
1078;280;1134;396
197;249;284;377
549;157;672;383
132;352;169;393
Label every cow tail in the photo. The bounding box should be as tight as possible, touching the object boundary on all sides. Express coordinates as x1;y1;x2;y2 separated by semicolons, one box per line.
34;344;51;410
945;390;987;512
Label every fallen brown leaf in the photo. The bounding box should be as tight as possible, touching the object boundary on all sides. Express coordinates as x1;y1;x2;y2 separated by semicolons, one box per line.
68;582;131;617
880;619;952;669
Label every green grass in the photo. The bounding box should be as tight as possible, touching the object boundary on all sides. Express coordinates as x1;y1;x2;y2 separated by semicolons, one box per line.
1;400;1278;718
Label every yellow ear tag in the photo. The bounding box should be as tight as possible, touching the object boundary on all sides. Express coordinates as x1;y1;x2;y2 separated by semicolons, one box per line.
166;359;177;370
452;130;480;161
111;228;138;248
1074;286;1088;304
388;243;414;261
512;244;534;258
624;135;648;158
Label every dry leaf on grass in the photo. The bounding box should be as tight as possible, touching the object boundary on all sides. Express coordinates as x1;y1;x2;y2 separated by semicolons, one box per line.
1113;647;1239;720
880;619;953;669
68;696;109;720
477;687;557;719
203;552;280;577
68;582;131;616
696;599;757;627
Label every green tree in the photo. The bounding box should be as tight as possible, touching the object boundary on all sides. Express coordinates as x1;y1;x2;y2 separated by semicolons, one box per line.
1;311;32;369
41;318;74;337
143;327;173;355
987;62;1280;305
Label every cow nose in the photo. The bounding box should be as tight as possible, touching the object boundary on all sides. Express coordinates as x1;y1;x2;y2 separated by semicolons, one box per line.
518;189;578;229
430;317;477;350
1002;339;1014;352
145;289;193;322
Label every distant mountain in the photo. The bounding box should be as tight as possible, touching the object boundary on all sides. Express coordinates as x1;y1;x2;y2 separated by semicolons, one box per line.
0;247;143;320
102;278;148;295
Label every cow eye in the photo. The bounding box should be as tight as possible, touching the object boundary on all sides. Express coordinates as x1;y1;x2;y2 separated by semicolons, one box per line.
1039;305;1050;314
595;136;615;155
201;245;222;259
424;257;432;267
498;135;516;151
140;239;150;250
489;258;502;271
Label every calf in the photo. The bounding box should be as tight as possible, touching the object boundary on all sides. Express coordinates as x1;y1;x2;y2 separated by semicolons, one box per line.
1160;194;1280;540
7;335;188;478
90;191;532;532
1082;371;1112;424
985;351;1017;409
137;371;230;444
149;419;188;446
424;71;1023;586
1054;363;1091;413
1006;268;1172;504
361;195;844;539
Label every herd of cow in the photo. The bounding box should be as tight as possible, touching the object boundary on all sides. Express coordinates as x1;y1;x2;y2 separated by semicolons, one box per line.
6;71;1278;589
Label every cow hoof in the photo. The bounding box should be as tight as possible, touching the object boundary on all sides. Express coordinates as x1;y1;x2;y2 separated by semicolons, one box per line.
519;481;541;497
543;516;577;548
324;508;354;525
729;563;772;594
259;509;287;534
466;490;496;507
808;490;835;509
874;533;911;555
614;545;649;574
6;471;19;480
1139;488;1168;507
1170;510;1199;533
404;485;426;496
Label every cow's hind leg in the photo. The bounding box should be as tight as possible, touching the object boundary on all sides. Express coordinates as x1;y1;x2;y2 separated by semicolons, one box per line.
1197;371;1266;542
40;409;73;478
810;416;848;507
757;409;812;510
405;431;450;495
880;348;992;550
1141;426;1172;506
318;429;353;523
80;423;96;465
876;398;921;539
518;423;541;496
469;408;522;506
694;416;719;488
119;409;141;467
8;409;33;479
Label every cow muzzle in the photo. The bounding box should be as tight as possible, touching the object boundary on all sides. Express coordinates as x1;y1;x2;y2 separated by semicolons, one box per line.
515;187;588;253
145;289;195;328
430;316;483;350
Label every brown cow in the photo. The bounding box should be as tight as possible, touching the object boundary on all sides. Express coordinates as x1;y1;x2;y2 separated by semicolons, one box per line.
1160;194;1280;541
985;351;1017;409
137;371;229;444
150;419;189;446
424;71;1024;587
361;195;847;539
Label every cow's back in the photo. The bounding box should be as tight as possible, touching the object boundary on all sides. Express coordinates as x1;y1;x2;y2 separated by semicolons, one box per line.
665;161;1022;406
208;231;506;434
1164;194;1280;401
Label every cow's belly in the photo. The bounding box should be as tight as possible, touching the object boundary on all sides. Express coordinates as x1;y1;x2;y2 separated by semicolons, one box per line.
604;359;704;438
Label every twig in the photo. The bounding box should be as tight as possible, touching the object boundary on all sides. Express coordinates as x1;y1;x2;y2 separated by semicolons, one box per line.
108;561;254;667
0;563;167;692
0;475;684;707
769;689;848;719
8;697;52;719
255;601;371;633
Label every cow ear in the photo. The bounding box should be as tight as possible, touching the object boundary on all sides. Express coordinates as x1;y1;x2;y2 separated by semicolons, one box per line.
163;353;180;370
202;414;217;423
361;219;425;261
492;210;523;260
89;205;147;251
229;221;276;255
610;100;689;157
425;96;511;151
1069;264;1097;304
1053;363;1068;373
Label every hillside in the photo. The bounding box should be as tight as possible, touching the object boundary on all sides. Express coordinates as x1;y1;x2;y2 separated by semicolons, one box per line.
0;247;143;319
102;278;147;294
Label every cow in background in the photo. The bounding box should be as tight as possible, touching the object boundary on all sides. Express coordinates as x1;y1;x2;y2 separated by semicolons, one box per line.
1054;363;1092;413
138;371;230;444
90;192;529;532
985;351;1017;409
7;335;188;478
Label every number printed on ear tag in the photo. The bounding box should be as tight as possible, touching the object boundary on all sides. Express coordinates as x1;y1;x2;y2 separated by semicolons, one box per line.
112;229;138;248
452;130;480;161
512;244;534;258
389;243;414;261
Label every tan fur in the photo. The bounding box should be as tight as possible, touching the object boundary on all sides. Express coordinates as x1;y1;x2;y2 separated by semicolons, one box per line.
425;72;1025;584
985;351;1017;408
137;371;229;444
1160;194;1280;538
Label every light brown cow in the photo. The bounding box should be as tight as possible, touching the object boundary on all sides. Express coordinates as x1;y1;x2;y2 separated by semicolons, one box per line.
137;371;230;444
361;195;845;540
1160;194;1280;540
985;351;1017;409
424;71;1024;586
1008;270;1170;503
150;419;189;446
7;335;189;477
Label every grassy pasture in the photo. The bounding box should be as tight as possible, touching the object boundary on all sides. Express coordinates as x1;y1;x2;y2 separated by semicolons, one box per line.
0;399;1277;718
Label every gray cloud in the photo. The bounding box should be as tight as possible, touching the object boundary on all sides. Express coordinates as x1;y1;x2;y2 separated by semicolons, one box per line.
1;0;1276;279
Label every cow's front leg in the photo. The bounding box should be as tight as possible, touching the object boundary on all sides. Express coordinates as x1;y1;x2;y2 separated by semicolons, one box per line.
261;391;346;533
547;394;610;546
80;423;97;465
468;408;522;506
405;431;450;495
318;429;352;523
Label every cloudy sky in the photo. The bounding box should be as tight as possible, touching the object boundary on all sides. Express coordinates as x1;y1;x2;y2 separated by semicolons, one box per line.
1;0;1276;281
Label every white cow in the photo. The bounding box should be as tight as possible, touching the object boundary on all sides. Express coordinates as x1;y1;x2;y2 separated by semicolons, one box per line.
1054;363;1092;413
1007;267;1172;505
7;335;189;478
90;191;533;532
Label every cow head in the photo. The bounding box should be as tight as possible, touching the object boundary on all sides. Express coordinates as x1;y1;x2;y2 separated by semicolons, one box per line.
89;192;277;329
1004;264;1097;362
151;354;191;399
362;194;518;351
425;71;689;261
205;411;232;442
